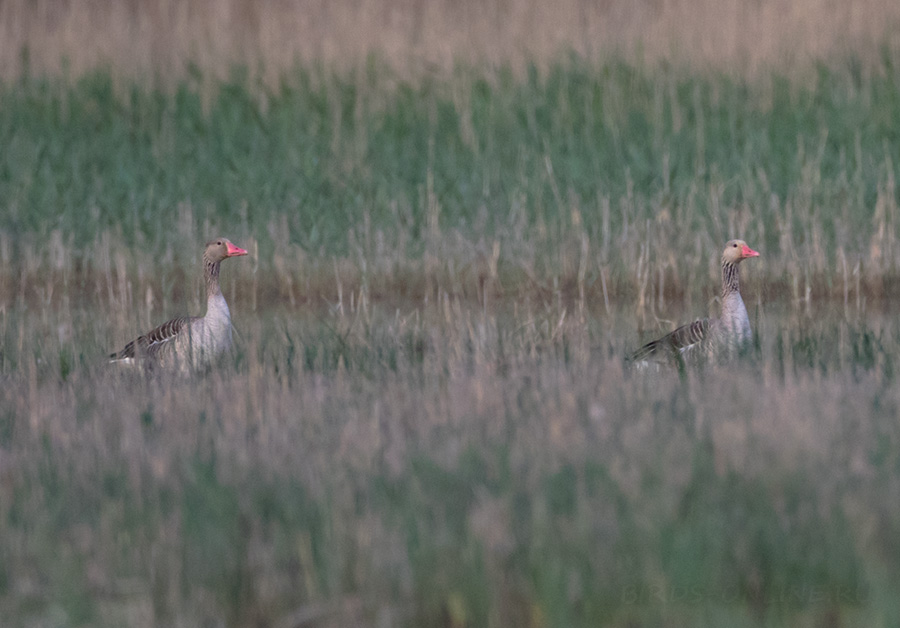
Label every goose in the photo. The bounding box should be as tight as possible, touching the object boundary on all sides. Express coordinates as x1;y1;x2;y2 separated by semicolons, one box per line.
109;238;248;371
629;239;759;366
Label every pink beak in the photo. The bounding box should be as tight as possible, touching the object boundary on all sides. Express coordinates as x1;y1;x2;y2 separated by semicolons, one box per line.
741;244;760;258
226;241;248;257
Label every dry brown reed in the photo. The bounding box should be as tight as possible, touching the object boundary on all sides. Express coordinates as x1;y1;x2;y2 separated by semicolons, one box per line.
44;227;900;371
2;0;900;84
2;192;889;363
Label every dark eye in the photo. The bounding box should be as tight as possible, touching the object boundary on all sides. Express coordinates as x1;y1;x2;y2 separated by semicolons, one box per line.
732;243;738;247
217;241;222;245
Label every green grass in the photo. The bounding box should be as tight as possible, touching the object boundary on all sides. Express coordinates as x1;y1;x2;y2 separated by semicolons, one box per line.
1;57;900;296
3;56;900;626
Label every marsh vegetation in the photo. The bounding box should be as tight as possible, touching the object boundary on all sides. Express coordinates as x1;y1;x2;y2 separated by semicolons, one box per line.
3;1;900;626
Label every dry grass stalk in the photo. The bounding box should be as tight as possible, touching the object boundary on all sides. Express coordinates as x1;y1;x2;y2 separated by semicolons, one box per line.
1;0;899;84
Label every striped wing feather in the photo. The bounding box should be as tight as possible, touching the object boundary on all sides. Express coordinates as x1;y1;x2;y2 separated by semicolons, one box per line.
110;316;193;360
629;318;710;363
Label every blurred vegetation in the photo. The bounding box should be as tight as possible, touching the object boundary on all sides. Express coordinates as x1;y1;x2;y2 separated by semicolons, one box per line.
2;299;899;626
3;55;900;627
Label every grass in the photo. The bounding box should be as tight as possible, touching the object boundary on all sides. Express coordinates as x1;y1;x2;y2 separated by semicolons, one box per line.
2;56;900;311
3;299;900;626
2;36;900;628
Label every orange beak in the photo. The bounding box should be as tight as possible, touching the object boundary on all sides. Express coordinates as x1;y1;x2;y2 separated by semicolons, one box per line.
741;244;760;258
226;241;248;257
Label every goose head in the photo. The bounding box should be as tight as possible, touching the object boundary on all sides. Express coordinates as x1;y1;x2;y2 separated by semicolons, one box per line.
204;238;248;263
722;239;759;265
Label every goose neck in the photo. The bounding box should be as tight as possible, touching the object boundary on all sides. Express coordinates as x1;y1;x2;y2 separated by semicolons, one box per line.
721;260;741;297
204;257;222;298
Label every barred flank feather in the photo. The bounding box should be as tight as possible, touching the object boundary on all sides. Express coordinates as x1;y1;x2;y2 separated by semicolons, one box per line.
109;316;192;360
629;318;710;362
